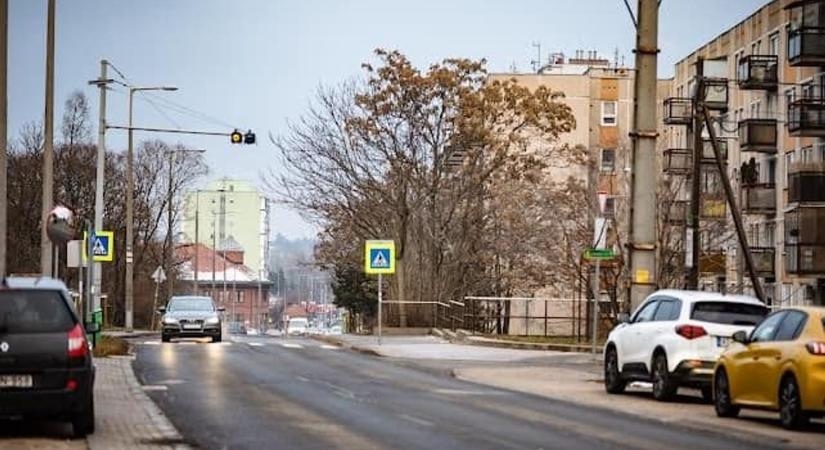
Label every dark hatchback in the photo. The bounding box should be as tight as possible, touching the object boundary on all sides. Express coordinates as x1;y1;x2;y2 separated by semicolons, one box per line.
0;277;95;437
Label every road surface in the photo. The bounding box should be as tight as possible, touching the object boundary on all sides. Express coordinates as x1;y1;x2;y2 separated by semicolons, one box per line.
133;335;791;450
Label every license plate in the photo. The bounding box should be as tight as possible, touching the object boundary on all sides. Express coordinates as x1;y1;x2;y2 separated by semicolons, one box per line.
715;336;730;347
183;324;201;330
0;375;33;388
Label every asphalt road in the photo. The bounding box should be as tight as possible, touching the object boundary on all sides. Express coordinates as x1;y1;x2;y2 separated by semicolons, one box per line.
133;335;791;450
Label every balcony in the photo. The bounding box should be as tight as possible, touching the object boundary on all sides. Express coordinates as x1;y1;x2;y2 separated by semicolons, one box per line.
788;27;825;67
738;119;778;154
749;247;776;277
788;99;825;137
701;139;728;164
741;183;776;214
701;78;729;111
665;200;688;225
701;195;726;220
789;161;825;203
663;148;691;175
737;55;778;90
663;97;693;125
785;206;825;275
699;251;726;275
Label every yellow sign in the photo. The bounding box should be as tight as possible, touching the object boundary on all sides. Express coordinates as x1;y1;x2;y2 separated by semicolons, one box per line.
364;240;395;275
635;269;650;284
82;231;115;262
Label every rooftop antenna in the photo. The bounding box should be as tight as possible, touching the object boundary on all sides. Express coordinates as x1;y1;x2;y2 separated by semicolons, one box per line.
614;47;620;68
531;41;541;73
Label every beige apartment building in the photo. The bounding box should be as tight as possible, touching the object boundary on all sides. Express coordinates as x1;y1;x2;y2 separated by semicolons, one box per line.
663;0;825;306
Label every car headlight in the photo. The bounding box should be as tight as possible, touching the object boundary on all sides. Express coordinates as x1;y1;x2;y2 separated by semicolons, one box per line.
163;317;179;325
205;317;220;324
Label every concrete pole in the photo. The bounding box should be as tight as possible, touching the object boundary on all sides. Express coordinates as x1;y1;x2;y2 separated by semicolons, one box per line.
627;0;659;310
687;59;705;291
194;191;199;294
166;150;175;300
92;60;107;314
125;88;135;331
40;0;56;276
592;258;600;354
0;0;7;279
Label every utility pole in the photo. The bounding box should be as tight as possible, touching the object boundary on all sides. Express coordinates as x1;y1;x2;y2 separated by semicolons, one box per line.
40;0;55;276
627;0;659;310
194;191;199;294
90;59;110;319
0;0;7;280
687;58;705;290
166;151;175;300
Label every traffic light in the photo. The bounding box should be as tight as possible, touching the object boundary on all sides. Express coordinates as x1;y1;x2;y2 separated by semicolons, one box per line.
230;129;243;144
244;130;256;144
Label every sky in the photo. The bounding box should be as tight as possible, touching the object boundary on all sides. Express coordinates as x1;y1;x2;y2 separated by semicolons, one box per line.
7;0;770;239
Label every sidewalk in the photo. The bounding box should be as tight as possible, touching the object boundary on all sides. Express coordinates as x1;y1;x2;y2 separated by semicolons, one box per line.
88;357;190;450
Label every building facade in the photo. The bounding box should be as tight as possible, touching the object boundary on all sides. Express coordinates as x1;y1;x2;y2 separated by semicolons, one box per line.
664;0;825;306
182;178;270;276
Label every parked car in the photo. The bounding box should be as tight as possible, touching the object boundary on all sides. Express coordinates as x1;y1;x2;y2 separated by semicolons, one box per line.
604;289;769;402
0;276;96;437
159;296;224;343
714;306;825;429
287;317;309;336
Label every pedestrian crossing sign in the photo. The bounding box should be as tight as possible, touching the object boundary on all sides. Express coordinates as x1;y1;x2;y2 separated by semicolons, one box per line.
364;240;395;275
82;231;115;262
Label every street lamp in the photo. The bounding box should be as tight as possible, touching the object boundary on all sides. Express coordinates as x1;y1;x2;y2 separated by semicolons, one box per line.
125;85;177;332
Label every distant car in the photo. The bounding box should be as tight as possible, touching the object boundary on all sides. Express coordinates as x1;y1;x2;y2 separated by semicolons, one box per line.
604;289;769;402
246;328;259;336
714;306;825;429
160;296;224;343
0;277;96;437
287;317;309;336
327;324;343;336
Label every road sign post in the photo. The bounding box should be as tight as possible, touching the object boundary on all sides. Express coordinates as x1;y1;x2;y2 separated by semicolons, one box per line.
150;266;167;330
365;240;395;345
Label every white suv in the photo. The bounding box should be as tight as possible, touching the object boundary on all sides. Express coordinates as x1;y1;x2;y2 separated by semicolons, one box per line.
604;290;769;401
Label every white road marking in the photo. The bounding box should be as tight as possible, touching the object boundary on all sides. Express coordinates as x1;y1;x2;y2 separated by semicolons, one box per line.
322;381;356;400
158;379;186;385
248;342;264;347
296;376;310;382
142;385;168;392
280;342;303;349
431;388;506;396
399;414;434;427
142;341;160;345
321;345;340;350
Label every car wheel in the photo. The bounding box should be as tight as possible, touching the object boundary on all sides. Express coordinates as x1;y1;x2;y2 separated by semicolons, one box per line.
213;333;222;343
701;386;713;404
72;393;95;438
604;346;626;394
651;352;678;401
161;333;170;343
779;375;809;430
714;368;739;418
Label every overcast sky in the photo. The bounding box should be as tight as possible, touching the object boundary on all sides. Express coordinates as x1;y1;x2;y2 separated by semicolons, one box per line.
7;0;769;239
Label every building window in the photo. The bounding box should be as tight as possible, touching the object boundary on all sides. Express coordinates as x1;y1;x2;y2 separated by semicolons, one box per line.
238;291;245;303
785;151;795;185
802;81;815;99
785;87;796;107
600;149;616;172
603;197;616;217
769;32;780;56
601;101;617;126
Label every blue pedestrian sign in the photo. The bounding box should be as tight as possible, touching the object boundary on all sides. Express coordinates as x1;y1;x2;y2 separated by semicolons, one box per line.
364;240;395;274
82;231;115;262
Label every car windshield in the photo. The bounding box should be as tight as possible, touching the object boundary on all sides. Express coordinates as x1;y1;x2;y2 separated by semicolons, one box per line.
168;297;214;312
0;290;74;333
691;301;768;326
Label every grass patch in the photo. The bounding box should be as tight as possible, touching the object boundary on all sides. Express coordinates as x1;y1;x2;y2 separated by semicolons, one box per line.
93;335;130;357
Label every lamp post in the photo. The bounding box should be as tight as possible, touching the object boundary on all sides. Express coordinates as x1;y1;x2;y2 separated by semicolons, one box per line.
125;85;177;332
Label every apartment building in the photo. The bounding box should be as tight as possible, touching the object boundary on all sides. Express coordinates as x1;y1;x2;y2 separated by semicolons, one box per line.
182;178;271;276
663;0;825;306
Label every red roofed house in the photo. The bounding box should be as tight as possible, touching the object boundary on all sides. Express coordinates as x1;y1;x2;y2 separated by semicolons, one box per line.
176;237;272;330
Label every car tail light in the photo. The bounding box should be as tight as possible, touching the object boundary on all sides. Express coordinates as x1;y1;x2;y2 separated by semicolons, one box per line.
806;342;825;355
68;323;88;358
675;324;707;340
66;379;78;391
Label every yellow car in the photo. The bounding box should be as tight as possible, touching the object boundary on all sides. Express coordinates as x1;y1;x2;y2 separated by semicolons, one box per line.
713;307;825;429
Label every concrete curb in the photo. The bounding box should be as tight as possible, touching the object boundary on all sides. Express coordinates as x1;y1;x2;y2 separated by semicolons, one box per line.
463;336;594;353
310;335;383;357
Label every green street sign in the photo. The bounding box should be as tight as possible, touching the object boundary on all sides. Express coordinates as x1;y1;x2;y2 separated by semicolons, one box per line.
584;248;614;260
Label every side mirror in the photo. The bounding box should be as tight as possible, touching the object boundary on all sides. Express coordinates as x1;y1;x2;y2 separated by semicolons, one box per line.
157;306;166;314
617;313;630;324
217;306;226;312
732;330;749;345
85;322;100;334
